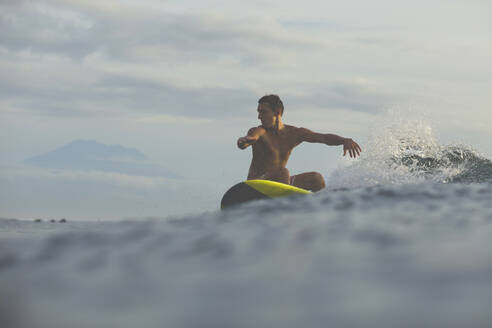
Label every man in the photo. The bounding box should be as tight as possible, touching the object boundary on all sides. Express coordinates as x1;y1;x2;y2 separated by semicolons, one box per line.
237;95;362;192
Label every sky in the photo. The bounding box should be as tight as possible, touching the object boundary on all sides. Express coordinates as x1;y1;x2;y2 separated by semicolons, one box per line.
1;0;491;220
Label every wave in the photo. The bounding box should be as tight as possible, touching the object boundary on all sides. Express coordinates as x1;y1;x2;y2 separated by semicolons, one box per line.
396;145;492;183
327;115;492;188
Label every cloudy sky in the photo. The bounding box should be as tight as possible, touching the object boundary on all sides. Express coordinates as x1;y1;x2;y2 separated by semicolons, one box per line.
1;0;491;219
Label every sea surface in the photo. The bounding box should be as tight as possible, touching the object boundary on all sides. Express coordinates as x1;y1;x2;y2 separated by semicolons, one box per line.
1;120;492;328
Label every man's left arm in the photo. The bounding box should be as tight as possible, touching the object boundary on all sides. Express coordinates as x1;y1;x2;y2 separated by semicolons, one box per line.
298;127;362;158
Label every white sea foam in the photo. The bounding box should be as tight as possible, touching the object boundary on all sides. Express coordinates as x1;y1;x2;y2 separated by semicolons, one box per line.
327;111;487;188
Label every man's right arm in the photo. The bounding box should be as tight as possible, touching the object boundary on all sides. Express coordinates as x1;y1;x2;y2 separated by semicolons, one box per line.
237;127;265;149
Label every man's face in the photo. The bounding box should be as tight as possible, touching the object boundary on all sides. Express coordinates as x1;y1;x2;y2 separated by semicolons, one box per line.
257;103;277;128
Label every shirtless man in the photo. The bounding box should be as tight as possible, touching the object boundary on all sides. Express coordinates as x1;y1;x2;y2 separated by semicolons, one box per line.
237;95;362;192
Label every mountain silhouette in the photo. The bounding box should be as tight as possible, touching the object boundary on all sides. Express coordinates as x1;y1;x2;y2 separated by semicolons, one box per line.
25;140;179;178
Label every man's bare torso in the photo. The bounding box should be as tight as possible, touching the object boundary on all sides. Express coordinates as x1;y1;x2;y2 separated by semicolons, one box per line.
247;124;302;179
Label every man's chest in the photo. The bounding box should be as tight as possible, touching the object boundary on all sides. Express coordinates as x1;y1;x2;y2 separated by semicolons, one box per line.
257;133;297;155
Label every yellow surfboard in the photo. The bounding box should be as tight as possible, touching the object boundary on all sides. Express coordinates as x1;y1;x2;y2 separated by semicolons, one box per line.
220;180;311;209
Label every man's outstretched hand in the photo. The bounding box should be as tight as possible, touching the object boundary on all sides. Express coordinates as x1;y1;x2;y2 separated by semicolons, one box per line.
343;138;362;158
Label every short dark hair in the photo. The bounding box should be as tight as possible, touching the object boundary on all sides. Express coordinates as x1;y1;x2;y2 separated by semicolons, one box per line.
258;94;284;115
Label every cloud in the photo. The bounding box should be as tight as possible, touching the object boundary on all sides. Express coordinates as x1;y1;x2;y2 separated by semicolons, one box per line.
0;2;96;59
0;70;258;118
286;79;397;114
0;0;325;63
0;0;405;120
135;114;213;125
1;0;312;119
1;69;392;119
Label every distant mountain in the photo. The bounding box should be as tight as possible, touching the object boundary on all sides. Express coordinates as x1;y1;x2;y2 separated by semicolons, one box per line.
25;140;180;178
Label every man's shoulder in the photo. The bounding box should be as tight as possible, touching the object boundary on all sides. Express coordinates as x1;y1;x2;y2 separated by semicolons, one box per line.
287;125;313;132
283;124;299;130
248;126;267;135
283;125;314;142
284;125;306;134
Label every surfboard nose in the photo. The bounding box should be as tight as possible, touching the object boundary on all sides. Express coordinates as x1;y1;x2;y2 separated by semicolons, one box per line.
220;180;311;209
220;181;268;209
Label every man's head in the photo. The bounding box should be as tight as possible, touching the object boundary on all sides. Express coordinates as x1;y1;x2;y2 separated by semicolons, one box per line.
257;95;284;129
258;94;283;115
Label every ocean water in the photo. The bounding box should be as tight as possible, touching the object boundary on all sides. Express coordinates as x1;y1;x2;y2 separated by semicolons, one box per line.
1;119;492;328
